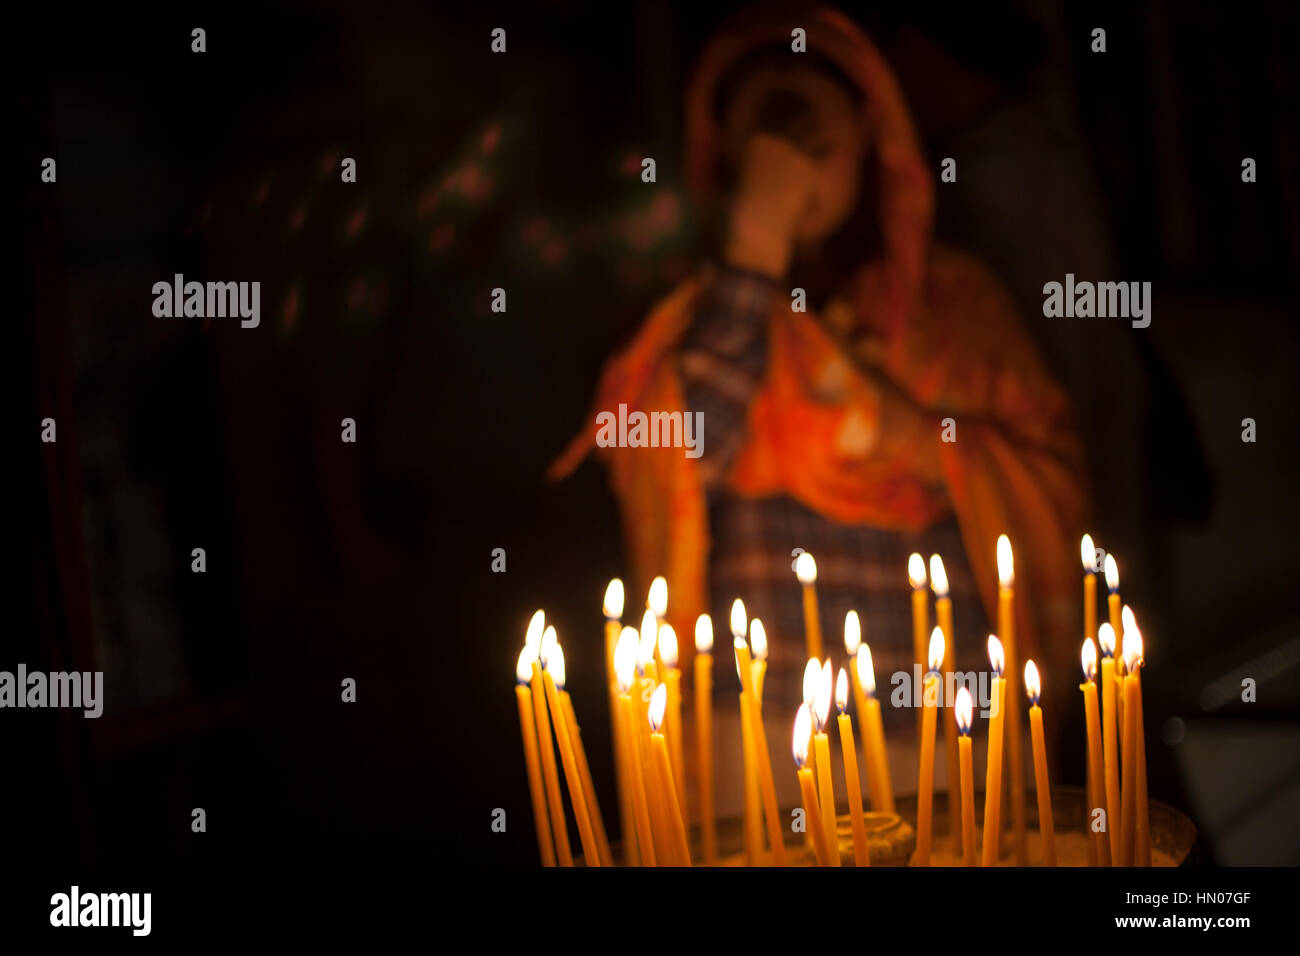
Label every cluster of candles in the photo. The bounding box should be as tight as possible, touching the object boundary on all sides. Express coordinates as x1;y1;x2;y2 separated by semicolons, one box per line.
512;533;1152;866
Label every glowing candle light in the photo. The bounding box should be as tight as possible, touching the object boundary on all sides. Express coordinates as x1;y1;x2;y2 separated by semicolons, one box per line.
694;614;715;864
812;661;841;867
750;618;769;708
981;635;1005;867
648;576;669;677
796;551;824;661
515;644;555;866
1024;659;1056;866
908;553;929;748
735;625;788;865
1098;622;1122;864
639;608;659;685
540;635;602;866
793;704;830;866
553;645;612;866
955;685;976;866
915;627;944;866
615;629;656;865
857;643;894;813
648;683;692;866
731;600;760;861
845;612;875;807
1122;606;1151;867
657;624;686;820
602;580;635;864
998;534;1028;865
836;667;871;866
1081;638;1111;866
1105;555;1126;744
529;615;572;866
931;554;960;852
634;607;659;855
1081;536;1098;644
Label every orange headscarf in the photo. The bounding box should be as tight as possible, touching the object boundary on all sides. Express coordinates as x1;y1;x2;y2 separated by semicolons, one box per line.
552;7;1087;676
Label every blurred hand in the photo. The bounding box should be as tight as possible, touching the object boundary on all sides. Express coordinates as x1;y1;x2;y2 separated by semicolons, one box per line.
724;133;818;277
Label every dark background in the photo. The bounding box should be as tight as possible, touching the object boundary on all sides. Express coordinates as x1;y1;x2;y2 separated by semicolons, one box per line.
12;0;1300;871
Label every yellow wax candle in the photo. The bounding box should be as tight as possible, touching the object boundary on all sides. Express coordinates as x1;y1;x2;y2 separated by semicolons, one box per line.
734;625;787;865
750;619;769;707
1080;639;1111;866
931;555;961;852
1119;652;1141;866
793;705;830;866
602;580;634;863
647;576;668;677
540;639;601;866
694;615;716;865
739;692;762;862
844;613;874;805
1099;623;1122;863
1106;556;1125;758
559;688;612;867
915;627;944;866
981;636;1005;867
813;661;841;867
908;553;929;750
515;648;556;866
1081;535;1097;643
1024;660;1056;866
955;686;976;866
530;656;573;866
1122;606;1151;867
836;710;871;866
614;628;656;866
642;721;676;864
854;640;895;813
648;684;692;866
658;625;686;817
796;552;824;661
997;535;1028;866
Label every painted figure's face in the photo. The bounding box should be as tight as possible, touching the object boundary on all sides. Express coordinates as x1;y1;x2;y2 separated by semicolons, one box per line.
722;65;868;244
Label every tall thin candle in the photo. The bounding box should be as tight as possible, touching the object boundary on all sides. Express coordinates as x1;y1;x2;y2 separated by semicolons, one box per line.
553;647;611;866
908;553;929;750
1119;622;1145;867
796;552;824;661
1081;638;1111;866
998;534;1028;865
793;705;830;866
515;645;555;866
1123;606;1151;867
835;668;871;866
812;661;841;867
931;554;961;852
1024;659;1056;866
603;579;634;864
845;612;874;806
1099;622;1122;862
735;628;788;865
955;685;976;866
1106;555;1126;749
648;684;692;866
981;636;1005;867
915;626;944;866
529;619;572;866
540;637;602;866
659;624;686;817
694;614;716;864
1081;535;1097;643
857;644;894;813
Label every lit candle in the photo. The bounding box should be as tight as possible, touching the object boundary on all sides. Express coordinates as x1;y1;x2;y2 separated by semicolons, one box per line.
1080;638;1111;866
602;579;634;864
1123;606;1151;867
998;534;1028;865
553;648;613;867
908;553;929;749
540;634;602;866
856;644;894;813
694;614;716;865
648;575;668;676
734;624;788;865
639;608;660;685
1098;622;1122;864
915;626;944;866
796;551;824;661
812;661;841;867
515;644;555;866
732;600;761;862
1024;659;1056;867
529;616;573;866
845;612;875;808
1118;621;1145;867
1081;535;1097;644
659;624;686;818
1105;555;1126;747
793;704;830;866
648;683;692;866
615;628;657;865
835;668;871;866
750;618;769;708
955;685;976;866
931;554;961;852
981;635;1005;868
799;657;820;854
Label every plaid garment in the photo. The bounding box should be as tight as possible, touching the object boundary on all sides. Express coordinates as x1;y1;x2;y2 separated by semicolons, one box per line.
679;266;991;730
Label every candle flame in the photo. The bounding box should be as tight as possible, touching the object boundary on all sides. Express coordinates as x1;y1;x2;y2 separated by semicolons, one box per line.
908;552;927;589
733;637;748;684
929;554;949;598
603;579;625;620
749;619;768;662
539;625;558;669
515;645;537;684
647;576;668;619
793;705;812;768
1098;621;1116;658
955;685;973;735
813;660;833;730
802;658;821;707
1122;616;1144;672
637;610;657;669
525;609;546;650
1024;659;1041;705
843;609;862;655
695;614;714;654
1081;534;1097;572
1104;553;1119;593
987;634;1004;677
648;682;667;732
550;644;567;689
835;667;849;713
1082;638;1097;682
615;627;638;693
997;535;1014;588
856;645;876;696
730;598;747;640
659;624;679;669
795;550;818;585
1121;604;1137;640
928;626;945;674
